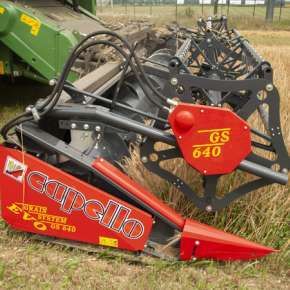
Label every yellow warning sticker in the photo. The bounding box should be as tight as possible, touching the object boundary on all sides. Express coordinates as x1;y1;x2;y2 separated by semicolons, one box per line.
99;236;118;248
0;61;4;75
20;14;41;36
0;7;5;15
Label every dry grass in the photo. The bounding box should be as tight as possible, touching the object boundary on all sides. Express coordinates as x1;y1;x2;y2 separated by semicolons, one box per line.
97;5;290;30
123;39;290;270
0;31;289;289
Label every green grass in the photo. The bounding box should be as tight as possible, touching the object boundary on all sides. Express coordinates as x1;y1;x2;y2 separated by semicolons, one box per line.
0;221;288;289
0;79;50;141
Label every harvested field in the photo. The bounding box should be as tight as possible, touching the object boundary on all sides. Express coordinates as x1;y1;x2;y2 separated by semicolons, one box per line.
0;27;289;289
97;5;290;30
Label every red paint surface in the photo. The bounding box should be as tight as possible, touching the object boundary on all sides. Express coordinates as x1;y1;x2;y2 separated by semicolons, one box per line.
0;146;152;251
180;219;276;261
0;146;275;261
169;103;252;175
93;158;185;230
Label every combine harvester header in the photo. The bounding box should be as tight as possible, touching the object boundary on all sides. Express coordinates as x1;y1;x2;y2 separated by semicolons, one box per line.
0;17;289;261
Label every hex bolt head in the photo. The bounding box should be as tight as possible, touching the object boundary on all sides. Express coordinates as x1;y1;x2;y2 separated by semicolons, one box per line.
136;134;143;142
95;125;101;132
49;79;56;86
170;78;178;86
195;240;200;246
83;124;89;130
71;123;77;129
205;205;213;212
281;168;288;174
141;156;148;163
266;84;273;92
207;38;212;43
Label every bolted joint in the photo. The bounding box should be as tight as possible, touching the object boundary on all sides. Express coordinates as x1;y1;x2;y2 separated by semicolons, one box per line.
95;125;102;132
83;124;90;130
49;79;56;86
170;78;178;86
265;83;273;92
205;205;213;212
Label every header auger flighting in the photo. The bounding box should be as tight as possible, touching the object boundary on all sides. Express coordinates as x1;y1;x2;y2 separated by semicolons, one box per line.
0;17;289;261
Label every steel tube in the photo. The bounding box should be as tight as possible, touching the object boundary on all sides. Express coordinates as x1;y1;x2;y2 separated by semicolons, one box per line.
48;105;177;146
238;159;288;185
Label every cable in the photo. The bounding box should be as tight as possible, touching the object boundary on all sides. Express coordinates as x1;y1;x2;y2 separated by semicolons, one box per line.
111;41;139;111
42;40;167;114
1;30;172;140
1;37;168;139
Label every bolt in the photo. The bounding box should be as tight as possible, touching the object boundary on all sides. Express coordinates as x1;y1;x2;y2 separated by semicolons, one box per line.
244;126;248;130
192;257;197;261
95;125;101;132
136;134;143;142
203;170;207;174
170;78;178;86
281;168;288;174
141;156;148;163
49;79;56;86
205;205;213;212
200;109;204;113
207;38;211;43
178;136;182;139
83;124;89;130
177;85;184;94
266;84;273;92
195;240;200;246
71;123;77;129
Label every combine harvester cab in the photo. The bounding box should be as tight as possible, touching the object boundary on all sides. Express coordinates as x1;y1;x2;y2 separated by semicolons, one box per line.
0;17;289;261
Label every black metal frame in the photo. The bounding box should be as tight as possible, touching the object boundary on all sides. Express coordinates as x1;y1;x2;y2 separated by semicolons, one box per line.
8;17;289;212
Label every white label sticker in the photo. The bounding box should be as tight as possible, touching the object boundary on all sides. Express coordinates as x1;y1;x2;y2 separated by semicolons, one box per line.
4;156;27;183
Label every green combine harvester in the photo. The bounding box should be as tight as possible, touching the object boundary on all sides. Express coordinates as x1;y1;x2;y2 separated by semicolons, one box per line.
0;0;104;83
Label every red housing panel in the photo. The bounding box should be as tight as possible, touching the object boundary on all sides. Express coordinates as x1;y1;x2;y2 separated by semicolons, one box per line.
180;219;276;261
0;146;153;251
169;103;252;175
93;158;185;230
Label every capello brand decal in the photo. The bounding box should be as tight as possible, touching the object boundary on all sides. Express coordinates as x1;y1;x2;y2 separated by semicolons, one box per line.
26;171;144;239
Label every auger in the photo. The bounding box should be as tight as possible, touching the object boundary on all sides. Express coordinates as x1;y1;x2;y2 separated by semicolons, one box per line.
0;17;289;261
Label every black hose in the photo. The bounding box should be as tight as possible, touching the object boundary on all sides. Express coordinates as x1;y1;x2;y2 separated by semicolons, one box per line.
111;41;138;111
1;30;170;140
1;39;167;139
41;30;168;111
42;40;167;114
